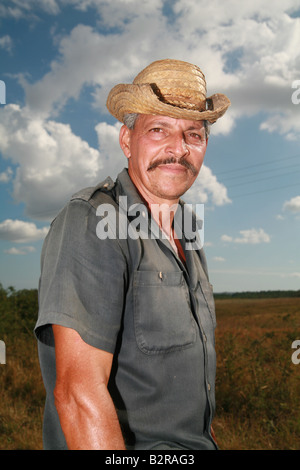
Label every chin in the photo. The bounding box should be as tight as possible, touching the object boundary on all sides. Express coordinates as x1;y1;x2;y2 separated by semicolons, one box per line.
155;189;187;201
161;183;192;199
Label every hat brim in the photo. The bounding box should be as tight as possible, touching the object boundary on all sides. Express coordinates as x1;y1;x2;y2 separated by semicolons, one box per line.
106;83;230;124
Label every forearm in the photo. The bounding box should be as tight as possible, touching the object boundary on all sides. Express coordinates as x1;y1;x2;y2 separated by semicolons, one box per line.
55;382;126;450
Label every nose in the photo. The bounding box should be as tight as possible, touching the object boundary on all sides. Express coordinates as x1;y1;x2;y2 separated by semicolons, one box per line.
165;132;189;158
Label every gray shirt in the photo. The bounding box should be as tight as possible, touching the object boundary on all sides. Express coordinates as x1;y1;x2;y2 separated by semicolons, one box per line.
35;168;217;450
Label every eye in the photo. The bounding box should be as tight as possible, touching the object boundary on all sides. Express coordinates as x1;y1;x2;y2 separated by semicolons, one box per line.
186;131;206;143
150;127;163;133
148;127;166;139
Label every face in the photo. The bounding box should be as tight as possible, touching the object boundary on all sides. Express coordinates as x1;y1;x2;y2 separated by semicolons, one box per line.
119;114;208;205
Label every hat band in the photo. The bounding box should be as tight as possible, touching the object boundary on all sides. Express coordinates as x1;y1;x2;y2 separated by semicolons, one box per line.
149;84;207;112
162;94;207;112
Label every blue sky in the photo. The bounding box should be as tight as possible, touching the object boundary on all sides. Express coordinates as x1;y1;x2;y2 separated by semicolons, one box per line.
0;0;299;293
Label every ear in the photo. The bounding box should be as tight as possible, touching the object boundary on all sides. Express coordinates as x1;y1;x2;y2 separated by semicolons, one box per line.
119;125;132;160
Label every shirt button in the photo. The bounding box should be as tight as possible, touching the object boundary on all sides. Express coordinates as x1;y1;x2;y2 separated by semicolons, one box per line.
207;383;211;391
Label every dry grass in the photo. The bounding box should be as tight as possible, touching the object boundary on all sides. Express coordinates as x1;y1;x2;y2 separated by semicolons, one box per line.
0;335;44;450
213;297;300;450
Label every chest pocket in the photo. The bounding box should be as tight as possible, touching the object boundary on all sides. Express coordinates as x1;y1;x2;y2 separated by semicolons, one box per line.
133;270;197;355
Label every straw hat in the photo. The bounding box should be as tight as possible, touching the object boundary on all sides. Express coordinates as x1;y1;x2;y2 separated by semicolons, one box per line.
106;59;230;124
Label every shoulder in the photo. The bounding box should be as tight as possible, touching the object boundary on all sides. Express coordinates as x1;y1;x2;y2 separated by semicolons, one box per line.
49;176;117;228
52;175;129;259
70;176;116;209
42;175;129;264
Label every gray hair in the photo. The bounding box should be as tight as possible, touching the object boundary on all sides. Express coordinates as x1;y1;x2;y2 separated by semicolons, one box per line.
123;113;140;130
123;113;211;138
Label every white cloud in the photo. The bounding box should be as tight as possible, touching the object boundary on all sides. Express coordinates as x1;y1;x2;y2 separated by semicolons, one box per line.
0;219;49;243
221;234;233;243
0;104;104;220
95;121;124;177
23;24;117;117
185;165;231;206
65;0;163;28
0;0;60;18
221;228;271;244
280;272;300;279
0;35;13;53
4;246;36;255
0;167;13;183
213;256;226;262
235;229;271;244
283;195;300;213
260;109;300;141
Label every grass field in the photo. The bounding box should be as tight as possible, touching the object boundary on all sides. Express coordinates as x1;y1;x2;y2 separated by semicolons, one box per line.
213;297;300;450
0;290;299;450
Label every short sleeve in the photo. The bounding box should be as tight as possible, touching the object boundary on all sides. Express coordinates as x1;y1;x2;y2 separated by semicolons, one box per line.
35;199;128;354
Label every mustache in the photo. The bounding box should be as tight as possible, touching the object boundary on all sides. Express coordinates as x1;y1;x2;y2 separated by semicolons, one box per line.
147;156;197;176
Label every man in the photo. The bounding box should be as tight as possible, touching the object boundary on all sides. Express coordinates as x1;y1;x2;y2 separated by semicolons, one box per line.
35;59;230;450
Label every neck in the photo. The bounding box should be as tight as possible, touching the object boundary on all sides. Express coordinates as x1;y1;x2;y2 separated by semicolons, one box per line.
150;202;178;238
128;168;180;237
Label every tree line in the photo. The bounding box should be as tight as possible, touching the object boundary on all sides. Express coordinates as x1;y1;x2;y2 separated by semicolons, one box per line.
0;283;38;337
214;289;300;299
0;281;299;337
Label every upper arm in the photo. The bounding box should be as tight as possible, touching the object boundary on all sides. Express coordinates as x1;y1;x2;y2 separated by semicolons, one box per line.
52;325;125;450
53;324;113;398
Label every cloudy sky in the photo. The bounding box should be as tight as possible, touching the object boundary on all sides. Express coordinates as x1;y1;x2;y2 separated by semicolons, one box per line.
0;0;299;292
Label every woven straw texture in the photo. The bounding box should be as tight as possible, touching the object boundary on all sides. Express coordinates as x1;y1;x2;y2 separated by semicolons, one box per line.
106;59;230;123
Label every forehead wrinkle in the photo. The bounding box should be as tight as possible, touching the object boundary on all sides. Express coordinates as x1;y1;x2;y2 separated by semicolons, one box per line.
147;119;173;128
186;125;205;131
144;118;205;131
